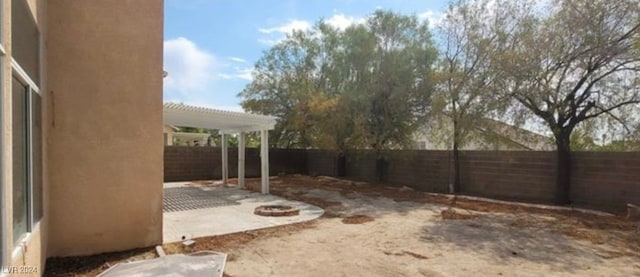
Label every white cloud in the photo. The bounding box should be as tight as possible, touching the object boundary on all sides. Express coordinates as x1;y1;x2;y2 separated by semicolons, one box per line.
216;67;253;81
257;38;279;46
418;10;445;27
229;56;247;63
259;19;311;34
258;19;311;45
324;14;365;30
163;37;248;109
164;37;217;93
234;67;253;81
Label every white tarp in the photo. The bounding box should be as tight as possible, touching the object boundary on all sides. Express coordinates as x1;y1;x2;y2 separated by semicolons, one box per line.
98;251;227;277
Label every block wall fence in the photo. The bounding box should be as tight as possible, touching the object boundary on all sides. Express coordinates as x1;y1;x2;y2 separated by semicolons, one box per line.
164;146;639;212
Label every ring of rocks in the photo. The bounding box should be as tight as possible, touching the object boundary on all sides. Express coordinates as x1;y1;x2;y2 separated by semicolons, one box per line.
254;205;300;217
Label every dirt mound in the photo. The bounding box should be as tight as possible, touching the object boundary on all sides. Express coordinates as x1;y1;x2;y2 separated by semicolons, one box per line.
342;215;374;224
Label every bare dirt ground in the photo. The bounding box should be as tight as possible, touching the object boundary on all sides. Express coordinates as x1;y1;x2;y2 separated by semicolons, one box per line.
46;175;640;276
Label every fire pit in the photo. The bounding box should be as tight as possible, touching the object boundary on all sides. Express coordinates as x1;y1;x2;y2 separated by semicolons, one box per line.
254;205;300;217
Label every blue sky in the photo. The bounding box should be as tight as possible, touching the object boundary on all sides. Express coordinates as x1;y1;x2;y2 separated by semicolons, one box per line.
163;0;449;111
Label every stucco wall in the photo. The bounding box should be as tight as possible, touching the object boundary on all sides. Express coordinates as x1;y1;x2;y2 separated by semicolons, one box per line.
46;0;164;257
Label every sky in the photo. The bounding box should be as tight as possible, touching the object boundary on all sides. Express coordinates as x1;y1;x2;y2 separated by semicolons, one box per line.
163;0;449;112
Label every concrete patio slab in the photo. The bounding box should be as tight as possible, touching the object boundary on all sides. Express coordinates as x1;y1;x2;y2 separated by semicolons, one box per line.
163;183;324;243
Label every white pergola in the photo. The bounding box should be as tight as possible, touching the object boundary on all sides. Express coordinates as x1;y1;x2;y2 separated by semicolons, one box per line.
163;103;277;194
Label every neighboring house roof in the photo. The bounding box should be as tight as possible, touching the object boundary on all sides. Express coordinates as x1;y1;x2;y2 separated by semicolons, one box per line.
473;117;553;150
413;115;554;151
163;103;277;133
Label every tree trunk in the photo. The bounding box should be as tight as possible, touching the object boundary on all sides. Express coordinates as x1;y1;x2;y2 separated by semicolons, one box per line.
375;156;388;182
452;139;461;193
555;133;572;205
452;118;461;193
336;151;346;177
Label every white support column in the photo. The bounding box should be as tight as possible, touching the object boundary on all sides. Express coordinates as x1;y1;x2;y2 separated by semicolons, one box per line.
221;133;228;184
238;132;246;188
260;129;269;194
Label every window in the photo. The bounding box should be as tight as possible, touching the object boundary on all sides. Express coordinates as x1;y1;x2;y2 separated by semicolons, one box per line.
11;77;28;244
0;0;4;267
10;0;43;250
11;74;42;245
31;94;42;221
12;0;40;85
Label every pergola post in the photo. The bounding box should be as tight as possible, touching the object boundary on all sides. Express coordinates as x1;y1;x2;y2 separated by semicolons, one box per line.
221;133;228;184
238;132;245;188
260;129;269;194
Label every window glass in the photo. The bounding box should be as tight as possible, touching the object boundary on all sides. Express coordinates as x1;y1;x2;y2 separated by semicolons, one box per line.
31;92;42;221
11;0;40;85
12;76;28;243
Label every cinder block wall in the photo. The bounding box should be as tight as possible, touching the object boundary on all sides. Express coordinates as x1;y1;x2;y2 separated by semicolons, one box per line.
163;147;640;212
457;151;556;204
571;152;640;210
163;146;306;181
306;150;340;177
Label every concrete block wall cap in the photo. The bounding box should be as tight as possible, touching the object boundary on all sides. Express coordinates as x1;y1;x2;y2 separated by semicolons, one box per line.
627;203;640;220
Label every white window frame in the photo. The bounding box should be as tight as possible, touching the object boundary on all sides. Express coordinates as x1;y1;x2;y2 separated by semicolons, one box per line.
6;0;44;266
0;5;5;268
10;61;41;260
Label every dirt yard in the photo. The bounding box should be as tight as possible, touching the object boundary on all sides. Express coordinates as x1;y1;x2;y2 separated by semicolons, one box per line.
46;175;640;276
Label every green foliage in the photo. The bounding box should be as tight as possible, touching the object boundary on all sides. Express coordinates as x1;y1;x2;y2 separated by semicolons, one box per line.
492;0;640;145
434;0;509;150
239;10;437;153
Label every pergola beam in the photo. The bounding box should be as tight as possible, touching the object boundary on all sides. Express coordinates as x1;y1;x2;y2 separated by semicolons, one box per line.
163;103;276;194
219;126;274;134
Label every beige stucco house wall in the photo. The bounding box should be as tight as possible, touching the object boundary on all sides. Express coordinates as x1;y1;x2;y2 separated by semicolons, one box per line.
46;0;164;257
1;0;164;274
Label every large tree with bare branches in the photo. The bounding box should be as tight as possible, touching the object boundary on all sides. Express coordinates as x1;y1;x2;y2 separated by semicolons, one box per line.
435;0;510;192
495;0;640;204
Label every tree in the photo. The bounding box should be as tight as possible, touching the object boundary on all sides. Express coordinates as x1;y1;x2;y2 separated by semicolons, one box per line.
494;0;640;204
240;29;323;148
240;10;438;165
344;11;437;179
434;0;506;192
